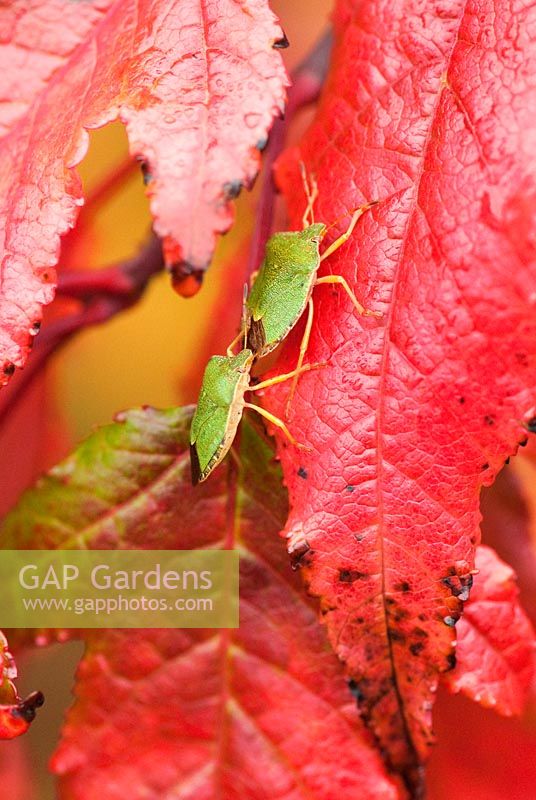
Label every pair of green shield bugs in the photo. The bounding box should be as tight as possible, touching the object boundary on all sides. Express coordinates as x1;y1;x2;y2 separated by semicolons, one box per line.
190;166;382;485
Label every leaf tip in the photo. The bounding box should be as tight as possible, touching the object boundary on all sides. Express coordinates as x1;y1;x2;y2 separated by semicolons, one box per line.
169;263;204;298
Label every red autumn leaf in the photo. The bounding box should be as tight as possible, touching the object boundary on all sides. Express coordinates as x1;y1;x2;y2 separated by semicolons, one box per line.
481;460;536;622
444;545;535;716
0;0;287;384
0;738;37;800
428;690;536;800
1;408;398;800
259;0;536;791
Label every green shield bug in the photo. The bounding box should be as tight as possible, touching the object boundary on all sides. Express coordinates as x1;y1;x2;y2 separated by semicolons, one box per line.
245;164;382;412
190;348;323;484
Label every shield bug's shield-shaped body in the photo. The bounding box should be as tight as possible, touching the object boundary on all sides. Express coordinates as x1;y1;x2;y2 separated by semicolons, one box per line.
190;349;254;485
190;349;323;484
245;167;381;413
246;224;326;355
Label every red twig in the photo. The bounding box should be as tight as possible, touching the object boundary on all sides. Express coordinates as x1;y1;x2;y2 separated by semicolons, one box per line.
0;237;164;426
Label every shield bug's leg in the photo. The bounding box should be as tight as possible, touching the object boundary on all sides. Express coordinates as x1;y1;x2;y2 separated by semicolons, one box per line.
251;359;325;392
285;297;314;418
244;403;312;451
226;283;250;355
299;162;319;228
319;202;377;262
315;274;382;318
227;329;245;356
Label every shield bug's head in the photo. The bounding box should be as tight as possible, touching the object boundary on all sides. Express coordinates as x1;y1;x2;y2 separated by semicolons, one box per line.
304;222;327;242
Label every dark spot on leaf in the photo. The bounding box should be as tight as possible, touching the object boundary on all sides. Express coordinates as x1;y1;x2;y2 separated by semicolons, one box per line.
410;642;425;656
354;533;364;542
346;484;355;492
339;569;368;583
458;396;465;404
3;362;15;376
255;136;268;151
413;627;428;638
138;159;152;185
348;678;364;701
364;644;375;661
418;613;426;621
289;540;312;570
442;573;473;601
273;32;290;49
527;417;536;433
297;466;308;480
443;615;457;627
481;462;489;470
446;652;457;671
520;437;529;447
484;414;495;426
395;581;410;593
223;179;242;200
355;616;365;625
385;597;396;606
505;456;510;465
389;629;406;644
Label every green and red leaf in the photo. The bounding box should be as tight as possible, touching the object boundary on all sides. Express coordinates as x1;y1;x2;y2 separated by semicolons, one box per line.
1;407;399;800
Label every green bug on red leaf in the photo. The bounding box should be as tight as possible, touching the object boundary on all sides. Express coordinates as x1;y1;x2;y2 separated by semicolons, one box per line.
189;348;321;484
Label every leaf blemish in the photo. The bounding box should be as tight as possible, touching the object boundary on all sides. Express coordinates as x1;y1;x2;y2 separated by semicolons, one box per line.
297;466;308;479
223;179;242;200
446;653;457;670
289;540;312;570
413;627;428;639
409;642;425;656
348;678;364;701
273;33;290;49
339;569;368;583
